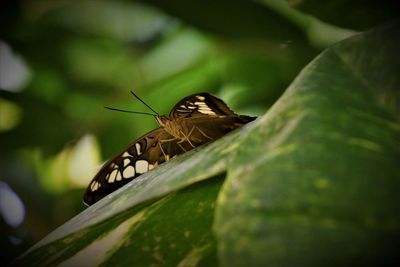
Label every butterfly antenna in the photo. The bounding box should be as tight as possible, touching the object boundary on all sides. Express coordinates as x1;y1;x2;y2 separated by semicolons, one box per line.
104;107;156;117
130;91;159;116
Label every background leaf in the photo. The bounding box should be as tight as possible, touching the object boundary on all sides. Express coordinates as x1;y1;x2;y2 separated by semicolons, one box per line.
290;0;400;30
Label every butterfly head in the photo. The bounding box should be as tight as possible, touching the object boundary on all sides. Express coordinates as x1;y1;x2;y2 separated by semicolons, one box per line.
155;115;170;128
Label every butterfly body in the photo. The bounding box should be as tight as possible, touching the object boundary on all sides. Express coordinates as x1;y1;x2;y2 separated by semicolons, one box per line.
156;115;192;142
83;93;256;205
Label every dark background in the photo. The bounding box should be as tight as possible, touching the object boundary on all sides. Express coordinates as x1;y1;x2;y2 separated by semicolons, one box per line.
1;0;397;263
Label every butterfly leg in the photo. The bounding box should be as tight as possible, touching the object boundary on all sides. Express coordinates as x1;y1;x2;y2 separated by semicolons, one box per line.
177;142;187;152
195;126;213;140
160;137;179;143
159;136;187;152
158;142;169;161
159;137;180;161
178;130;195;148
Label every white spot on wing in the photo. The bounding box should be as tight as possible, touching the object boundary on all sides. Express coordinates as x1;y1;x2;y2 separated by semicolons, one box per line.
115;170;122;181
135;143;142;156
194;101;206;106
109;169;118;183
196;96;205;100
123;158;130;167
123;166;135;178
91;181;100;191
135;160;149;174
199;109;216;115
122;152;130;158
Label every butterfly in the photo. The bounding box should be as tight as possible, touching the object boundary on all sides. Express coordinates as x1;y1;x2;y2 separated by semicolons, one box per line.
83;92;256;205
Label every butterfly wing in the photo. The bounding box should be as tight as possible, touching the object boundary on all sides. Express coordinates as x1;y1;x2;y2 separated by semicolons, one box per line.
170;92;256;144
83;128;185;205
170;93;236;118
181;115;256;145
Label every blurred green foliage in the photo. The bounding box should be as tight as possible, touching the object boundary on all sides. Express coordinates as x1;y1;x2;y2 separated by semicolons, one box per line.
0;0;396;264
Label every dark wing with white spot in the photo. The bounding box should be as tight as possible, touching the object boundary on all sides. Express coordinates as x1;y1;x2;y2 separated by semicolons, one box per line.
83;128;186;205
169;93;236;119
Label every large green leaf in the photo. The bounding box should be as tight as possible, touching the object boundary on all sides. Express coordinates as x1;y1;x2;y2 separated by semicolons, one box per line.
15;175;224;266
13;23;400;266
215;22;400;266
